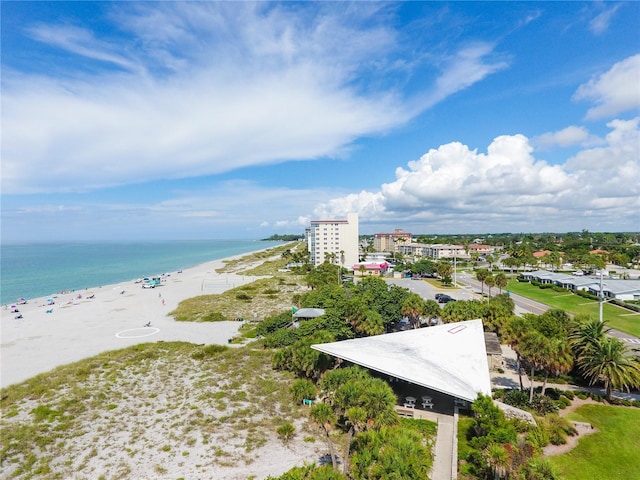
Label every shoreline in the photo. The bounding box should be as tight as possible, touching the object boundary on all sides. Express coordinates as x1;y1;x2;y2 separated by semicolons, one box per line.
0;240;284;305
0;248;273;389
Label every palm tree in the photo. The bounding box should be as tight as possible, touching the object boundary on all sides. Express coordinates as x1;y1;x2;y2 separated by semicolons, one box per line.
476;269;490;296
310;403;338;468
423;299;441;326
401;293;425;329
503;316;530;390
343;406;367;475
485;275;496;300
358;264;367;277
540;337;574;395
578;337;640;401
569;317;610;361
483;443;509;480
494;273;508;294
520;331;549;402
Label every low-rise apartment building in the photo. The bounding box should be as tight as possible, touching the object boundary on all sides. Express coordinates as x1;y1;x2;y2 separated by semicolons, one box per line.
373;229;412;252
424;244;469;260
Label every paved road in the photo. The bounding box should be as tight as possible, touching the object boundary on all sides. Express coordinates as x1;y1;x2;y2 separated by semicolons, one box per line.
455;272;640;346
388;274;640;347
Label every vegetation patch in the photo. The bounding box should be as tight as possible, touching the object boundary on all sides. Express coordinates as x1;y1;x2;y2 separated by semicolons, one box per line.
550;405;640;480
0;343;317;480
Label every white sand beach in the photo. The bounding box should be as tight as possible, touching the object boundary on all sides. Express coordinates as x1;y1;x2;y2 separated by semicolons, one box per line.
0;254;261;389
1;249;328;480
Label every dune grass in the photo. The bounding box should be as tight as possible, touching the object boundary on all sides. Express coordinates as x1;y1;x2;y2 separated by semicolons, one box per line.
549;405;640;480
216;242;300;275
170;241;308;323
169;275;307;323
0;342;314;479
506;280;640;337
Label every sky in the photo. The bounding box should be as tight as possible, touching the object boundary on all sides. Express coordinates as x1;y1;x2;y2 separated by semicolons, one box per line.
1;1;639;242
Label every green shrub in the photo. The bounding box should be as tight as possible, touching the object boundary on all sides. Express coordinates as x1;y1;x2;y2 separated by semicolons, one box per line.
544;388;561;400
202;311;228;322
531;395;558;415
562;390;575;400
264;329;300;348
503;389;530;409
290;379;316;404
526;426;550;451
276;422;295;444
255;311;294;337
191;344;229;360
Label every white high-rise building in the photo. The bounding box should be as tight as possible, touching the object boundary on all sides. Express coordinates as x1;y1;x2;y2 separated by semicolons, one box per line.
307;213;359;268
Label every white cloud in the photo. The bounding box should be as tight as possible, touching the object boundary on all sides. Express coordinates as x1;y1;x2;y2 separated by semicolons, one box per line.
418;42;508;110
573;54;640;119
589;4;621;35
2;2;506;195
314;118;640;232
27;24;142;73
1;180;339;242
532;125;601;149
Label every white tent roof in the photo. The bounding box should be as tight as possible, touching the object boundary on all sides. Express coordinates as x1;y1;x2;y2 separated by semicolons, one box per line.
311;319;491;402
293;308;326;318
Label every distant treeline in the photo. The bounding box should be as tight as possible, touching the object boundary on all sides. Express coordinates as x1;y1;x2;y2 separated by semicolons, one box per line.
261;234;302;241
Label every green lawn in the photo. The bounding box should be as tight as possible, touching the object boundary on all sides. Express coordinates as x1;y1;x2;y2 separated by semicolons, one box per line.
506;280;640;337
549;405;640;480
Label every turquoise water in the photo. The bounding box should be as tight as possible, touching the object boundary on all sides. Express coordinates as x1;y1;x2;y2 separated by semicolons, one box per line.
0;240;284;305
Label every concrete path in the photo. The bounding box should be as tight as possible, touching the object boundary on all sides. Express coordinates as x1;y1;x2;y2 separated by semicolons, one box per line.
432;412;455;480
403;408;456;480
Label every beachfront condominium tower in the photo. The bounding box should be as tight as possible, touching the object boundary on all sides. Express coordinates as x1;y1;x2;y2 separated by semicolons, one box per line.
307;213;359;268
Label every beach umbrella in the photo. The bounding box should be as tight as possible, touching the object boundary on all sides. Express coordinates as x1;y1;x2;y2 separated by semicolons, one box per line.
17;297;27;304
47;298;54;305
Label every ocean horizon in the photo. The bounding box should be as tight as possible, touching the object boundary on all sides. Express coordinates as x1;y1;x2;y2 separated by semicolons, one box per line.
1;239;285;305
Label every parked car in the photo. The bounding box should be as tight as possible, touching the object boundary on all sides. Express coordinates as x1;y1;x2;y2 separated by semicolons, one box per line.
437;294;455;303
435;293;446;301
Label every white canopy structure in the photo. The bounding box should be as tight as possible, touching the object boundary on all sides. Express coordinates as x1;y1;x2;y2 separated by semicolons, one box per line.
311;319;491;402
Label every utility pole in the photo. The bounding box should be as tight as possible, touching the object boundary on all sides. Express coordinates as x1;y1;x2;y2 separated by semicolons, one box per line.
599;270;603;323
453;252;457;287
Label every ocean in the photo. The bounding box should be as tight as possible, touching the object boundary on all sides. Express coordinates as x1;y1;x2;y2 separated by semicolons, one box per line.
0;240;285;305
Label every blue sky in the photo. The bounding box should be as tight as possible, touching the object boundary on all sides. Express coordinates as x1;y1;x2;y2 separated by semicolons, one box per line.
2;1;639;242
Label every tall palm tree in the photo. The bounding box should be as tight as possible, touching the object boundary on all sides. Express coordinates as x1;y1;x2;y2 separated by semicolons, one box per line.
485;275;496;300
504;316;531;390
540;337;574;395
310;403;338;468
578;337;640;401
476;269;490;296
520;331;549;402
494;273;508;294
569;317;610;361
